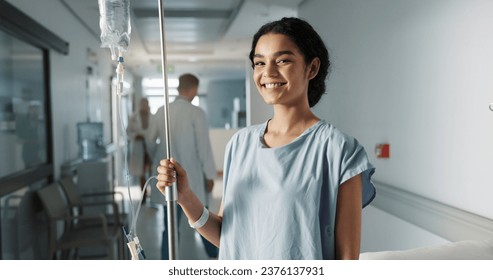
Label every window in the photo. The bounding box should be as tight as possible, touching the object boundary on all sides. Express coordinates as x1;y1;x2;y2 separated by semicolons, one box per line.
0;31;47;176
0;0;68;259
0;0;68;195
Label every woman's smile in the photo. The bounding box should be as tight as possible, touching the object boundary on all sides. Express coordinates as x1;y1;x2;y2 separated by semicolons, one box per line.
263;82;286;89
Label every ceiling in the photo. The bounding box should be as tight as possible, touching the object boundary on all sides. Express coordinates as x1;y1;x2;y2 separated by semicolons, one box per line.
61;0;303;82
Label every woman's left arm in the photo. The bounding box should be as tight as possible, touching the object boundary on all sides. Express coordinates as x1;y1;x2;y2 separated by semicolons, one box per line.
335;173;363;260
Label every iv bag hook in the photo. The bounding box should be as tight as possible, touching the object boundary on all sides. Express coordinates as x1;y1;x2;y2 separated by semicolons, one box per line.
157;0;179;260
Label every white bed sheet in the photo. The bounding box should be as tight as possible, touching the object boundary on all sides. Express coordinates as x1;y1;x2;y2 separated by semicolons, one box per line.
360;239;493;260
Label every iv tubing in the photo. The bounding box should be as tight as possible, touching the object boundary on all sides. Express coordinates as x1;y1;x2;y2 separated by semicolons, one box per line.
157;0;179;260
115;54;147;259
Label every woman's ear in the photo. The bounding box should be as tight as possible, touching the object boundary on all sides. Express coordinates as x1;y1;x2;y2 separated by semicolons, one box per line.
307;57;320;80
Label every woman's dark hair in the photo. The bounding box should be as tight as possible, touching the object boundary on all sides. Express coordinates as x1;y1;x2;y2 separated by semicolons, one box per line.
249;17;330;107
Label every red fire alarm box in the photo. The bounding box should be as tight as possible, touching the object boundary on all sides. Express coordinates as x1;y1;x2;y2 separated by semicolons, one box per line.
375;143;390;158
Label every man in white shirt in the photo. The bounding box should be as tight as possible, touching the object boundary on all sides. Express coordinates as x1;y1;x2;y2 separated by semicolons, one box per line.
148;73;217;259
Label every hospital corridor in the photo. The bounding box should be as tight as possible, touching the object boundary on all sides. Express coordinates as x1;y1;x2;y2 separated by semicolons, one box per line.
1;0;493;265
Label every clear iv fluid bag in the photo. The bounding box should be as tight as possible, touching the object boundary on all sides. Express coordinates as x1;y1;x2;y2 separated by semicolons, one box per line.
98;0;131;60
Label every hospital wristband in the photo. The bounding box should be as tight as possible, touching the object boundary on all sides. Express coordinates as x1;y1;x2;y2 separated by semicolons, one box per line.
189;206;209;229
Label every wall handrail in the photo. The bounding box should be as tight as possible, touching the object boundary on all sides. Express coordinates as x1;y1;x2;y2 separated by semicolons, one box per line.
372;180;493;242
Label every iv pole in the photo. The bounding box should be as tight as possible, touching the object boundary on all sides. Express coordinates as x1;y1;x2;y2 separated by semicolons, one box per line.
157;0;179;260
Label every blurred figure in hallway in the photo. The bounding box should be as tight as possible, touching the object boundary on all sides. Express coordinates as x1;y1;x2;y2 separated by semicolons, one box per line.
149;73;217;259
16;100;45;168
127;97;153;203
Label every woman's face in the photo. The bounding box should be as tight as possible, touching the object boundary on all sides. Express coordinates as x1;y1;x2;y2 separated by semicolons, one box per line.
252;33;318;107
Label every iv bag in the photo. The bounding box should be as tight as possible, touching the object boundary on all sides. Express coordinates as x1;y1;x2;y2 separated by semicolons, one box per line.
98;0;131;60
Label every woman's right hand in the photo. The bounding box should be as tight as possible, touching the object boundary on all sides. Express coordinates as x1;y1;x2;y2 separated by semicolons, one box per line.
156;158;190;204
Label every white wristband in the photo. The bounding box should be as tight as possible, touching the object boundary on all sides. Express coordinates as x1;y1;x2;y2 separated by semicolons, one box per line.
189;207;209;229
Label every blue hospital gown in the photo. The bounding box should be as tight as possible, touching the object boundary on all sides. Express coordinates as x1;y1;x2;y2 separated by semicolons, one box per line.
218;120;376;260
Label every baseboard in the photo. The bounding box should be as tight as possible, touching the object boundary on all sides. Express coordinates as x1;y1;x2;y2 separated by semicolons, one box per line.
371;181;493;242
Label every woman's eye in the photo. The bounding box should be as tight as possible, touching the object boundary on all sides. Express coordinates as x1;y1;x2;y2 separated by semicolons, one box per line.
254;61;264;67
277;59;289;64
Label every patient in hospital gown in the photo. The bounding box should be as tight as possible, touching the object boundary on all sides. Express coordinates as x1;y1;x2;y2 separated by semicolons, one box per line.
156;17;376;259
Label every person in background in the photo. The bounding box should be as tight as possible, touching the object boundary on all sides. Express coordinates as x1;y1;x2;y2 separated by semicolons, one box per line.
17;101;44;167
126;97;153;203
149;73;218;259
156;17;376;260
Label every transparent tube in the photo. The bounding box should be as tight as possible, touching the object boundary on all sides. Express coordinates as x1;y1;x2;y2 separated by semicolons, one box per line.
116;74;150;260
98;0;131;60
116;56;125;96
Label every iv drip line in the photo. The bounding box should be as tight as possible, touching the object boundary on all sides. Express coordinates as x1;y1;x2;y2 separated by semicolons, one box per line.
98;0;150;260
114;53;147;260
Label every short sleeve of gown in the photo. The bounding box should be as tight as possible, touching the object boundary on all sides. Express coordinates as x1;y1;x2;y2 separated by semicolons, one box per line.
336;134;376;208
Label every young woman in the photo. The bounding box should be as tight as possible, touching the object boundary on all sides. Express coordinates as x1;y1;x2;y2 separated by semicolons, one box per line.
156;17;376;260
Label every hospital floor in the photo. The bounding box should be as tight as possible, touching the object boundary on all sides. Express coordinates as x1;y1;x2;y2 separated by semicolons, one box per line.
116;178;223;260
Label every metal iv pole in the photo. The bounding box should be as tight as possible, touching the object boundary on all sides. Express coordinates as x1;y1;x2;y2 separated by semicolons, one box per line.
157;0;179;260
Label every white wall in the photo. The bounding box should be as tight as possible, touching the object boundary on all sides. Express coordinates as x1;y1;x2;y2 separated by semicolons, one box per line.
209;128;239;172
245;59;273;126
300;0;493;220
7;0;114;179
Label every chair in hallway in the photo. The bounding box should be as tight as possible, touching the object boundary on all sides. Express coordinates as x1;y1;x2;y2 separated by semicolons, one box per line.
36;182;124;259
58;176;128;229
